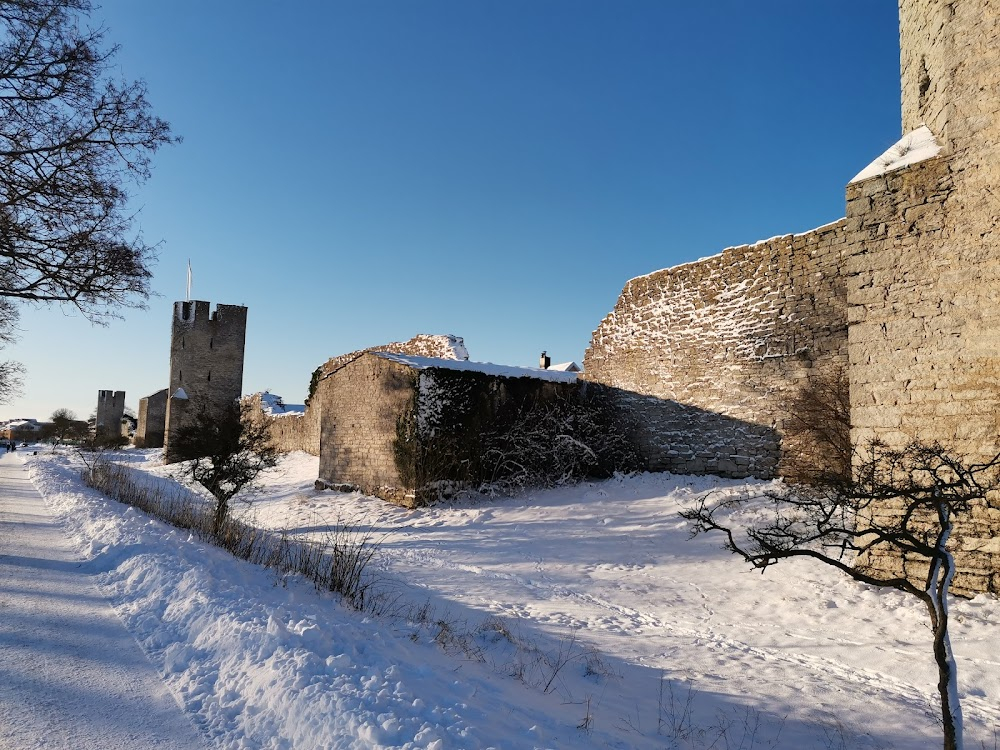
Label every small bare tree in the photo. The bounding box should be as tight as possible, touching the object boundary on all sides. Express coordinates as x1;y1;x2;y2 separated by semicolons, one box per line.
681;440;1000;750
168;400;278;536
48;408;77;446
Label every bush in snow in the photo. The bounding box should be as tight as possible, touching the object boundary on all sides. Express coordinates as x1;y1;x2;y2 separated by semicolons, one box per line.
168;400;279;535
84;459;381;609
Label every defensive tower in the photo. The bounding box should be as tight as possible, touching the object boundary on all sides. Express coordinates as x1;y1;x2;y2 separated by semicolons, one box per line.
163;300;248;461
95;390;125;439
899;0;1000;155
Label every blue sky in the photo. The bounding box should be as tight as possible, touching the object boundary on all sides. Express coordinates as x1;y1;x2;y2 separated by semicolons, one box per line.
3;1;901;421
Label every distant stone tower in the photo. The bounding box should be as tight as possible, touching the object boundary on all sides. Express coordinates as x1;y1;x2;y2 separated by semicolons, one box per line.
134;388;168;448
163;300;248;462
95;390;125;439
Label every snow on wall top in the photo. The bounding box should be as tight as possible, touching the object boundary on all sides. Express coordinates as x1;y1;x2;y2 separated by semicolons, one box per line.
320;334;469;378
376;353;580;383
253;392;305;417
849;125;942;184
627;219;846;285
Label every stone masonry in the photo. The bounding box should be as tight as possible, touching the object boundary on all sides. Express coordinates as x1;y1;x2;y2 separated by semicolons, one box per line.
315;351;581;506
95;390;125;439
134;389;168;449
584;0;1000;594
163;300;248;462
244;334;469;457
584;222;850;480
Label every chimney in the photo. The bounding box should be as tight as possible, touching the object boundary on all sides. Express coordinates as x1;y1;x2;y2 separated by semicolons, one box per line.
540;351;550;369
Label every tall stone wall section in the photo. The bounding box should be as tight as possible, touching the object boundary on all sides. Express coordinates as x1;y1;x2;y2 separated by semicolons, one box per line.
584;222;851;479
135;389;167;449
846;0;1000;595
164;300;248;461
95;390;125;438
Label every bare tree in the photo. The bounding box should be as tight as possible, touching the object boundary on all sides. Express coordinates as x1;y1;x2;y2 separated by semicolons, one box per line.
681;440;1000;750
168;400;279;536
48;407;76;445
0;0;177;321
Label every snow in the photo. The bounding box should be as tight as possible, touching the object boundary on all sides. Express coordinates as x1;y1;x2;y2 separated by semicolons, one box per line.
850;125;943;184
629;219;847;283
546;362;580;373
377;353;580;383
254;391;305;416
14;447;1000;749
0;452;206;749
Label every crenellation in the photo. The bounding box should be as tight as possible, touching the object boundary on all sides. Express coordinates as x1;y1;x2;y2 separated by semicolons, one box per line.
163;300;248;461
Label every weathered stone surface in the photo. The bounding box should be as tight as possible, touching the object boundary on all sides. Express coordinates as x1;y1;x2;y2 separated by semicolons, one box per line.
582;0;1000;594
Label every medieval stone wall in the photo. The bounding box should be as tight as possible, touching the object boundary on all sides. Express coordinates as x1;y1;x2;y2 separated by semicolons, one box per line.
135;389;167;449
95;390;125;438
248;334;469;457
242;393;320;455
584;222;851;479
317;354;418;504
843;0;1000;593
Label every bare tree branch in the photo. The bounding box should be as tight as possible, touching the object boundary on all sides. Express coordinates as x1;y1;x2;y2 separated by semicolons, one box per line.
681;440;1000;750
0;0;178;322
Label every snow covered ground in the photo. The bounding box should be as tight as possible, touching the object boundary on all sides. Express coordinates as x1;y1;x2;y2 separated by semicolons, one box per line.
20;448;1000;749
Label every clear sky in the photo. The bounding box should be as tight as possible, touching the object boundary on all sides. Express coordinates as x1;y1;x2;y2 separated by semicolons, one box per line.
2;0;901;422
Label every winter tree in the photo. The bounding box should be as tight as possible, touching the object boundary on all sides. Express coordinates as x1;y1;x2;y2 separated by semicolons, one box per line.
681;440;1000;750
0;0;177;320
168;400;278;536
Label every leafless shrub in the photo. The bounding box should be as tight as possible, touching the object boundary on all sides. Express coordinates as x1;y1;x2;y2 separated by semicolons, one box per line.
83;460;381;610
682;440;1000;750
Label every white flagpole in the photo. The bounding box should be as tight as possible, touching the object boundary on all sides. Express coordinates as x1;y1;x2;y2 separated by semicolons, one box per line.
186;260;192;301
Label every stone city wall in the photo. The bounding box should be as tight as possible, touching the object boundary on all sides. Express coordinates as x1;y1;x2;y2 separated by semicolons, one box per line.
584;221;851;479
317;354;417;505
247;334;469;457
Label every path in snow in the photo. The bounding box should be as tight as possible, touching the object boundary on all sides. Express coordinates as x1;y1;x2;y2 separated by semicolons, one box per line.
0;450;206;750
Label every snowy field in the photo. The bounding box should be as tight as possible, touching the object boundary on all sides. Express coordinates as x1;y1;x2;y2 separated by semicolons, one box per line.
23;448;1000;749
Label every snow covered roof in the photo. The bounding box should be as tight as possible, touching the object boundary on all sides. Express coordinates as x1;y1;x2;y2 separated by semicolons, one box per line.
547;361;581;373
5;419;41;430
849;125;943;184
376;353;580;383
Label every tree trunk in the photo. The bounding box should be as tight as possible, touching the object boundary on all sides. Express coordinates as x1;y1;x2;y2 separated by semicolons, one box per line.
927;516;963;750
212;498;229;537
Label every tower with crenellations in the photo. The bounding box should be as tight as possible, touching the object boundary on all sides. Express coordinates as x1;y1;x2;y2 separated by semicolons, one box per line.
95;389;125;439
163;300;248;462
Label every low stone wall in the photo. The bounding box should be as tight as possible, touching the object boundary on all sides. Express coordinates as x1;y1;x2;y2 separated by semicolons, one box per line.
242;393;319;455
